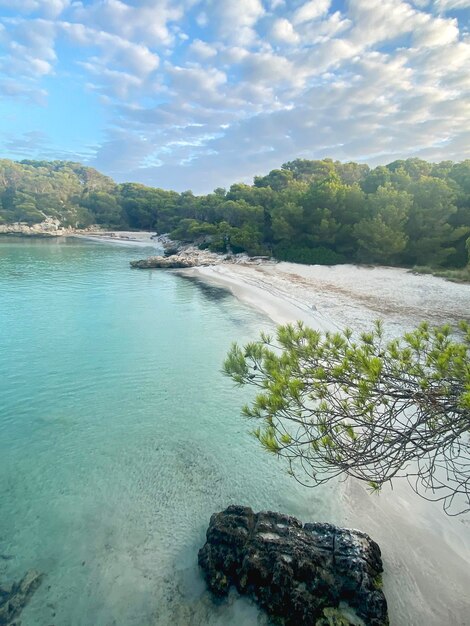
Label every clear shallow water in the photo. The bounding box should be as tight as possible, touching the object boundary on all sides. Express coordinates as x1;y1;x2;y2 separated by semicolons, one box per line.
0;237;339;626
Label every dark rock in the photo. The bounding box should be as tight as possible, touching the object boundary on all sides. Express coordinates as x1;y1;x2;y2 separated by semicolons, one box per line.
198;505;388;626
163;246;181;257
0;569;43;625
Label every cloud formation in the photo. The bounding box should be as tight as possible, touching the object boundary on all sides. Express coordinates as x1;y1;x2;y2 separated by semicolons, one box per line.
0;0;469;192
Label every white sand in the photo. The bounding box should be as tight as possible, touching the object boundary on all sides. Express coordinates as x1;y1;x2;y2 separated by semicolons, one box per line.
72;230;159;247
185;262;469;330
182;261;470;626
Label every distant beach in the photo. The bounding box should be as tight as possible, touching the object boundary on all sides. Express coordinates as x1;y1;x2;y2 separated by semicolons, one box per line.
71;230;159;247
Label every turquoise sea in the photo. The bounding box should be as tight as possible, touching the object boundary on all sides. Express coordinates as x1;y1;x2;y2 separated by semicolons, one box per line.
0;237;339;625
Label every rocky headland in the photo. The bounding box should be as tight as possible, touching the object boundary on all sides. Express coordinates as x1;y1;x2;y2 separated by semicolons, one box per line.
198;505;388;626
0;218;111;239
0;221;158;246
0;218;77;237
130;248;228;268
130;237;273;269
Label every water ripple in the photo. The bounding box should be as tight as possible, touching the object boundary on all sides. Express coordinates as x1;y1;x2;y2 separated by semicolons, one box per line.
0;238;338;626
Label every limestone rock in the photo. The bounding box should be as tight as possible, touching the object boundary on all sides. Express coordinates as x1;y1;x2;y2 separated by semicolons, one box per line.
198;505;388;626
130;247;227;269
130;255;197;268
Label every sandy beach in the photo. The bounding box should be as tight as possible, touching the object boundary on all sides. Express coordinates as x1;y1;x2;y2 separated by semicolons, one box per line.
72;230;158;247
66;232;470;624
184;262;470;330
181;261;470;626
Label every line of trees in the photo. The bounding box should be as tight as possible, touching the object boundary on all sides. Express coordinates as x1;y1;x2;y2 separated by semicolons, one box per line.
1;157;469;268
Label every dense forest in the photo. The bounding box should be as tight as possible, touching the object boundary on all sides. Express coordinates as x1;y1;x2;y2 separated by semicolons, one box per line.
1;157;469;268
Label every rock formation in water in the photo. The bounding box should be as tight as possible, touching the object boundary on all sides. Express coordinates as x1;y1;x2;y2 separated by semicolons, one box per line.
0;569;43;625
0;218;70;237
198;505;388;626
130;255;199;268
0;219;106;238
130;244;231;268
130;242;276;269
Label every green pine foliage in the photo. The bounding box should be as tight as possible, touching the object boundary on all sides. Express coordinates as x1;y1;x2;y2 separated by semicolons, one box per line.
1;157;469;269
223;320;470;514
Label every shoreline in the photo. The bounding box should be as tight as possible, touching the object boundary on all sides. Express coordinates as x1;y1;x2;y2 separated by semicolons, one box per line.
179;264;338;330
179;261;470;626
0;220;157;246
71;230;158;247
180;260;470;329
6;230;470;624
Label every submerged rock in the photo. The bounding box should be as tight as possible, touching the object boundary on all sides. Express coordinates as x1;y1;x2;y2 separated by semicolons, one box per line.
0;569;43;625
198;505;388;626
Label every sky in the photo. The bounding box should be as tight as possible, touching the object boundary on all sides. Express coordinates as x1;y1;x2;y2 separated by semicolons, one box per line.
0;0;469;193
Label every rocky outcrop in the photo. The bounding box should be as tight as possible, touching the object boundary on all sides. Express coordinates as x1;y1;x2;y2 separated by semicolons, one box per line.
198;505;388;626
0;218;74;237
0;569;43;625
0;219;106;238
163;246;181;257
130;255;200;268
130;243;278;269
130;247;228;269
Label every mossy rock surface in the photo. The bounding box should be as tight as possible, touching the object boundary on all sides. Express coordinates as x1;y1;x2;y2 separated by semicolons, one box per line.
199;505;389;626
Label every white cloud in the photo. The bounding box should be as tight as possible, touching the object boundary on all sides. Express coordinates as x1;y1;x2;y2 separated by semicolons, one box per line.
0;18;57;80
188;39;218;59
0;78;47;104
238;50;299;87
70;0;185;47
2;130;50;155
292;0;331;24
434;0;470;9
60;22;160;76
413;15;459;46
203;0;265;45
0;0;69;18
300;10;352;41
347;0;425;46
91;128;157;173
0;0;469;191
297;37;361;76
79;62;143;98
268;0;285;8
271;18;300;44
196;12;208;27
167;64;227;105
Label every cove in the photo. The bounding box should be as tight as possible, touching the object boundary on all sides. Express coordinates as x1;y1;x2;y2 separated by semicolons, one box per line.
0;237;338;625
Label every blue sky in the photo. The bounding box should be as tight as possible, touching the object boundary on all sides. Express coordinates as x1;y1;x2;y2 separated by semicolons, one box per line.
0;0;469;193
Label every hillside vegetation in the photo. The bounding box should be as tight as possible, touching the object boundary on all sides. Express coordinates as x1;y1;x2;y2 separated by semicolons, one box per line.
1;157;469;269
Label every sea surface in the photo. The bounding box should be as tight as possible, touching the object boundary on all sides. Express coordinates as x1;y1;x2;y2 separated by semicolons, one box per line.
0;237;339;625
